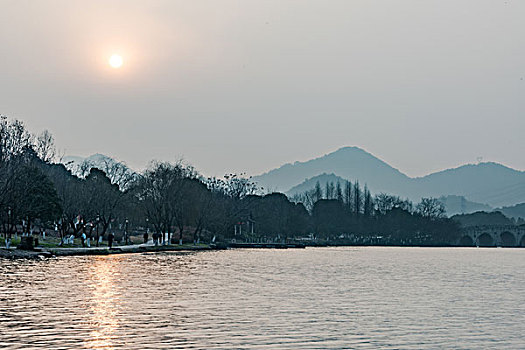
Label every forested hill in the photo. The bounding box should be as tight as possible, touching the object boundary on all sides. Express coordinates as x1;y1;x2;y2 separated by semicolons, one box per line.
252;147;525;208
287;173;347;197
412;162;525;208
252;147;411;195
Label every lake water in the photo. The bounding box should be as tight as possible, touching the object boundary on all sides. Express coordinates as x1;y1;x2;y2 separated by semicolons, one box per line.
1;247;525;349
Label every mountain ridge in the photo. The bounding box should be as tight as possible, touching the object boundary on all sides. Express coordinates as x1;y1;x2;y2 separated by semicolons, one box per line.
63;148;525;207
252;146;525;207
253;146;412;195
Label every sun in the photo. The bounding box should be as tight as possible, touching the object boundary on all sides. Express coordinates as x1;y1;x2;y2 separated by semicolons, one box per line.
108;54;123;68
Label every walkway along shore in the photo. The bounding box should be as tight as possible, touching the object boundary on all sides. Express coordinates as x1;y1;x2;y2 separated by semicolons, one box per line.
0;241;310;259
0;243;216;259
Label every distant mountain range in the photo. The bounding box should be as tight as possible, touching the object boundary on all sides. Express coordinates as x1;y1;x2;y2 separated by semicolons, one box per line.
499;203;525;221
63;148;525;216
437;195;493;217
252;146;525;208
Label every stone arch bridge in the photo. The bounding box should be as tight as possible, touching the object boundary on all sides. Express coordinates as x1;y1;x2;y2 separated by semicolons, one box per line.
459;225;525;247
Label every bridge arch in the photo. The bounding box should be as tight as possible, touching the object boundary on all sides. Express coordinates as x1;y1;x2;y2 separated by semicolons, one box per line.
477;233;494;247
459;235;474;246
500;231;516;247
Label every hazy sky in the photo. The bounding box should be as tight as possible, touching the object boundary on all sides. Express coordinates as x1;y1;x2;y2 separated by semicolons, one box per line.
1;1;524;177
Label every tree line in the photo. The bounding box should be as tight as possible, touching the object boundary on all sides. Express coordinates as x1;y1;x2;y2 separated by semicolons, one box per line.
0;116;461;246
291;181;459;245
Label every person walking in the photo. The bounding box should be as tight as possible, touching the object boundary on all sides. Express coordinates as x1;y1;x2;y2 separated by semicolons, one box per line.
5;233;11;249
108;232;114;249
143;232;149;244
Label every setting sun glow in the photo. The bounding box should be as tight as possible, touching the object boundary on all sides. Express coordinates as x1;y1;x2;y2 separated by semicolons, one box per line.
109;54;123;68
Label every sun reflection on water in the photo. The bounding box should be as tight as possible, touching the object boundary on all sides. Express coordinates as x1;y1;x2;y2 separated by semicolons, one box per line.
84;256;123;350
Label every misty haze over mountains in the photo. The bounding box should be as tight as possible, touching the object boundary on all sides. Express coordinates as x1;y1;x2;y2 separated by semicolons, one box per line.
64;146;525;216
252;147;525;209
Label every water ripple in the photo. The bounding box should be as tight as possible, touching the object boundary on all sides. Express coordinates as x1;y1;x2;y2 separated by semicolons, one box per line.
1;247;525;349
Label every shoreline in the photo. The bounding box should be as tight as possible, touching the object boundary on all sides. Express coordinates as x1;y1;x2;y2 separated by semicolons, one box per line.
2;242;523;260
0;244;216;260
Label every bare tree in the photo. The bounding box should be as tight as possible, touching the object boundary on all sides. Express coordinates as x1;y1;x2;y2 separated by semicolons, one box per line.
205;173;259;239
137;161;193;244
75;157;136;190
84;168;126;245
188;180;213;244
100;158;136;190
0;117;39;241
46;164;88;241
0;116;33;164
34;130;56;164
208;173;258;199
290;189;316;213
374;193;413;215
416;197;446;220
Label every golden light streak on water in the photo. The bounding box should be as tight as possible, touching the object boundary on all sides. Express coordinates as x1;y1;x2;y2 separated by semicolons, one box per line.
84;256;121;350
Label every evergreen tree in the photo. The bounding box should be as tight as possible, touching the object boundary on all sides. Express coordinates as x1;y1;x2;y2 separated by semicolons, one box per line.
313;181;323;203
363;185;373;217
344;180;353;211
353;180;362;215
325;181;335;199
335;181;343;202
